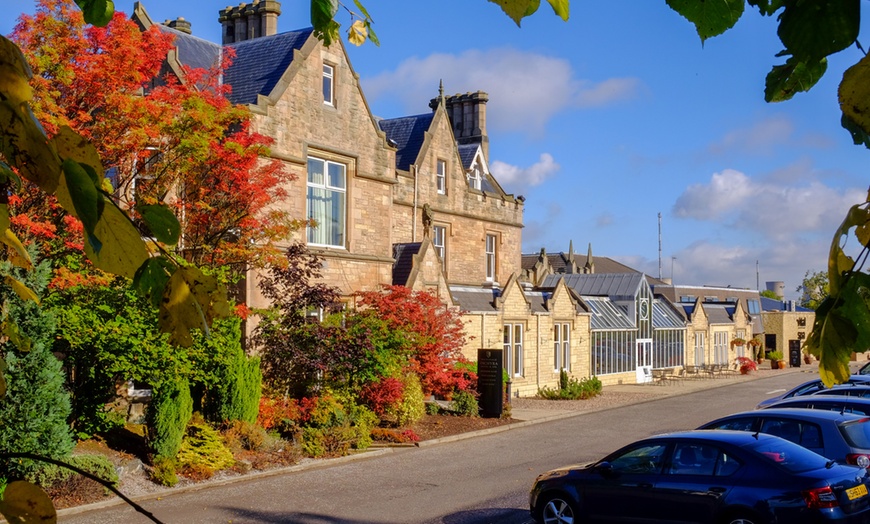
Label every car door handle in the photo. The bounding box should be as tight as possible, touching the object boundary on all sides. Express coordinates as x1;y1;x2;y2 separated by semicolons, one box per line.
708;487;727;493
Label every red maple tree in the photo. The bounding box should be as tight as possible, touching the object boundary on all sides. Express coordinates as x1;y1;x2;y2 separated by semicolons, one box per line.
10;0;296;277
356;286;475;398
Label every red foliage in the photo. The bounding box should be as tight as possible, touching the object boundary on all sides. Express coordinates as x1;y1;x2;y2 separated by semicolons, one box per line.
359;378;404;417
356;286;474;398
257;396;301;430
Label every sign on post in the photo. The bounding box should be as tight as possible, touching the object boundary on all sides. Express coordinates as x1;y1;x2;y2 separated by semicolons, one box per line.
477;349;503;418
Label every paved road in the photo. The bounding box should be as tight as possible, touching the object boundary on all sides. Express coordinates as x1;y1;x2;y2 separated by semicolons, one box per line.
58;368;823;524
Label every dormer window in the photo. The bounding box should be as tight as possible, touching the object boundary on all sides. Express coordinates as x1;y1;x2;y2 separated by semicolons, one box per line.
322;64;334;106
468;165;482;190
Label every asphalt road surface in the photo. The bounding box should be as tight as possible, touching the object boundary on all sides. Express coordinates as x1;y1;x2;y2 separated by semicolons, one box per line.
59;371;813;524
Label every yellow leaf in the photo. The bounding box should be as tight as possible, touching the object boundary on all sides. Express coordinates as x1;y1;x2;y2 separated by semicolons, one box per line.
0;37;33;106
840;53;870;136
52;126;104;179
4;276;39;305
82;202;150;279
0;204;32;270
348;19;367;46
0;481;57;524
546;0;569;20
487;0;540;26
158;267;231;347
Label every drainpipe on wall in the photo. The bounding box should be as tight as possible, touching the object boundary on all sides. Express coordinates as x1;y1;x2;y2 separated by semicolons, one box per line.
412;164;418;242
536;313;541;391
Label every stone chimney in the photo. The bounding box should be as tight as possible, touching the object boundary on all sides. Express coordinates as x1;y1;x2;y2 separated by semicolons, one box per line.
219;1;281;45
163;17;192;34
430;90;489;158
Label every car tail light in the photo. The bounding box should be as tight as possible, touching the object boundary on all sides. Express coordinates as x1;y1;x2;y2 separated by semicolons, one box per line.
847;454;870;468
803;486;839;509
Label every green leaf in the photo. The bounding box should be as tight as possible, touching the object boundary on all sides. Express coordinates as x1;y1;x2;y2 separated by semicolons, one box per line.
352;0;372;21
52;126;104;180
1;319;31;353
841;114;870;149
764;56;826;102
546;0;569;21
83;201;150;279
158;267;231;347
0;204;32;270
0;161;22;190
4;276;38;305
365;21;380;47
133;256;175;309
839;53;870;138
311;0;340;46
0;480;57;524
0;38;61;194
747;0;783;17
75;0;114;27
0;368;5;398
487;0;541;26
777;0;859;60
138;204;180;245
666;0;744;42
60;159;103;253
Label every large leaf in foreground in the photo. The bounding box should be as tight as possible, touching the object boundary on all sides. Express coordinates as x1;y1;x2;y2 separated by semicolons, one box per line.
158;267;231;347
0;481;57;524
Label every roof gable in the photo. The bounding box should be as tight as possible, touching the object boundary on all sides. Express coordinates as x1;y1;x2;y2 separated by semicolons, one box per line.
224;29;314;105
378;113;435;171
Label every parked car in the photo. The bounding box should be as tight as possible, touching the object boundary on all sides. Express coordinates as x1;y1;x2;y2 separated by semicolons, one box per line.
764;396;870;417
756;376;870;409
858;362;870;375
813;386;870;399
698;408;870;466
529;430;870;524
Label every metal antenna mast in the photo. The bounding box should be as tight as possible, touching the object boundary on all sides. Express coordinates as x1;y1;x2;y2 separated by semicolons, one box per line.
657;212;662;280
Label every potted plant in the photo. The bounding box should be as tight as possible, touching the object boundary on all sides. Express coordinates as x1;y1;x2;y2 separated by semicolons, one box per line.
730;337;746;349
736;356;757;374
768;350;784;369
803;350;813;364
748;338;763;363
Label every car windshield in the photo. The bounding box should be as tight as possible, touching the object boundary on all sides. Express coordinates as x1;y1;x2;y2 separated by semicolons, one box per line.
744;438;831;473
840;418;870;448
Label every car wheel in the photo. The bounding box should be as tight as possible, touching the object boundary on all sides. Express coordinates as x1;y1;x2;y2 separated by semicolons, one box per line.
722;512;761;524
540;494;577;524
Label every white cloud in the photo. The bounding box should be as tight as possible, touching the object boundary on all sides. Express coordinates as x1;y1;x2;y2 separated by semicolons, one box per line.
490;153;559;193
362;47;641;136
672;168;864;240
708;115;794;156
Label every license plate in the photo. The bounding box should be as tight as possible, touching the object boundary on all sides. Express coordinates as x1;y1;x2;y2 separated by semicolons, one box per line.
847;484;868;500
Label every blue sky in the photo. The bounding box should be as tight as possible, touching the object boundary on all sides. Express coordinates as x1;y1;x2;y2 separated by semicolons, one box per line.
4;1;869;301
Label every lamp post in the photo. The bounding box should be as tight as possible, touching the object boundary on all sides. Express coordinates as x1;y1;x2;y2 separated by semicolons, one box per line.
671;256;676;283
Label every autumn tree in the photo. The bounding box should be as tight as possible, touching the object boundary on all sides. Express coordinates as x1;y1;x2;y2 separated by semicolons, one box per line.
356;286;474;398
10;0;296;273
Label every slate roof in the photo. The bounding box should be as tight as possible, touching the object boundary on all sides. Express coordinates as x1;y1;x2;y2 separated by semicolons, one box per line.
392;243;420;286
703;303;736;324
449;286;500;313
378;113;434;171
521;252;652;277
457;144;477;169
761;297;813;312
541;273;644;301
156;25;221;72
223;29;313;105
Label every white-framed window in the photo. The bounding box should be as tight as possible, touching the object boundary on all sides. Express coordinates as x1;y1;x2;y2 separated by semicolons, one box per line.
436;160;446;194
433;225;446;270
714;331;728;365
694;332;705;366
504;323;524;377
554;323;570;372
468;165;482;190
307;157;346;247
322;64;334;106
485;234;497;282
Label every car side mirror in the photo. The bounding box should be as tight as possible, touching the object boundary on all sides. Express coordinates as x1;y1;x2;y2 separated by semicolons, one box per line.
595;462;614;477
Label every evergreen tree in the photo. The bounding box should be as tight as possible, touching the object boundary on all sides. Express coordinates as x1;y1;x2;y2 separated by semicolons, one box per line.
0;259;74;480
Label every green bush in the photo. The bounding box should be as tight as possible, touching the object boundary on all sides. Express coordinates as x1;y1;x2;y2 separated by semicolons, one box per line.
425;402;441;415
176;416;235;479
204;344;262;425
537;374;602;400
451;390;479;417
146;377;193;459
391;374;426;426
0;259;74;480
29;454;118;491
148;456;178;487
222;420;269;452
299;394;378;456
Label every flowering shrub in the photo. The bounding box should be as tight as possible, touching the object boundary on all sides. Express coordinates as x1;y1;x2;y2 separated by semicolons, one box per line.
736;356;757;373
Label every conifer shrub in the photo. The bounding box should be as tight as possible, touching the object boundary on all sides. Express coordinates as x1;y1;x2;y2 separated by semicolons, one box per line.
146;377;193;460
176;415;235;480
0;259;74;480
391;373;426;426
148;456;178;487
451;390;479;417
204;345;262;425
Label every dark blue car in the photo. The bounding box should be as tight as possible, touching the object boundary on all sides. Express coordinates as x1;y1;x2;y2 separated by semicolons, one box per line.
529;430;870;523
